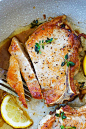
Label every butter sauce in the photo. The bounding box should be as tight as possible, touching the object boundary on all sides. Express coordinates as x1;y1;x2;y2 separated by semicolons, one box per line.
0;24;39;70
0;23;39;129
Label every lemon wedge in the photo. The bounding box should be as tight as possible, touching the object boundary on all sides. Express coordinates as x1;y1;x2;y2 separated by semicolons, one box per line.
83;54;86;75
1;95;32;128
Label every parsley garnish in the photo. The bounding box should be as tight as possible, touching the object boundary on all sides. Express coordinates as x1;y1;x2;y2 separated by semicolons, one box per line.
61;54;75;67
35;38;54;54
55;112;67;120
60;125;76;129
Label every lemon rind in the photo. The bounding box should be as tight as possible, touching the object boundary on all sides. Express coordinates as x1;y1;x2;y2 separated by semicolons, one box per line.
1;95;32;128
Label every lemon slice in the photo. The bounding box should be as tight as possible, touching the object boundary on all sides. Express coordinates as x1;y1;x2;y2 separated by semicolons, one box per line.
83;54;86;75
1;95;32;128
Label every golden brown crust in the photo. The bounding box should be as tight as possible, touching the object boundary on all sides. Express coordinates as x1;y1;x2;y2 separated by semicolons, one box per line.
26;15;67;48
41;116;55;129
26;15;81;105
9;37;42;99
7;55;27;107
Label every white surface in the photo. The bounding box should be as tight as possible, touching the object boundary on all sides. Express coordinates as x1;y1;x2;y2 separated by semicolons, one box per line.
0;0;86;42
26;98;56;129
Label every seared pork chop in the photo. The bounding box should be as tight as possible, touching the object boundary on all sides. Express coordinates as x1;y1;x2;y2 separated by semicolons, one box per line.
7;55;27;107
8;37;42;99
38;105;86;129
25;15;81;105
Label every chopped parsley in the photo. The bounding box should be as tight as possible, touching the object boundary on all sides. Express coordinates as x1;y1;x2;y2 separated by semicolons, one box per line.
60;125;76;129
55;112;67;120
61;54;75;67
35;38;54;54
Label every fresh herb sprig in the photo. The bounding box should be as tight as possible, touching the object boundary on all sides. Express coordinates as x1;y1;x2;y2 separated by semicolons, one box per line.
61;54;75;67
60;125;76;129
55;112;76;129
35;38;53;54
55;112;67;120
31;20;39;28
45;38;53;43
35;43;41;54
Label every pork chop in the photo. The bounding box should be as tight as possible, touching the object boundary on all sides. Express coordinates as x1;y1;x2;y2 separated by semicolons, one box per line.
8;37;42;99
7;55;27;107
38;105;86;129
25;15;81;105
